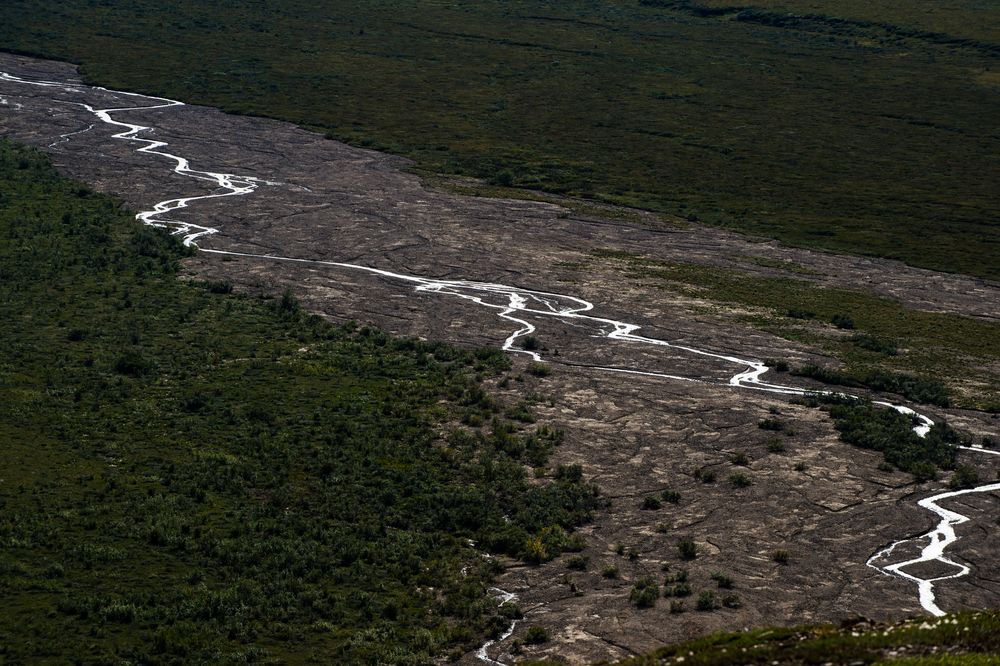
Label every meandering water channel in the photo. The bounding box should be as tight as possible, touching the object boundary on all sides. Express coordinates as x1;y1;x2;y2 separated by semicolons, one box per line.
2;69;996;662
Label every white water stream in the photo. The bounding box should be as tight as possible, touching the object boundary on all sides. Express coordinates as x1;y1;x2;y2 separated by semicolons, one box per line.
2;69;996;658
476;587;519;666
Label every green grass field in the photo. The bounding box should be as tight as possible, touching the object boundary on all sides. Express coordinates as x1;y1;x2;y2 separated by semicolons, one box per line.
0;0;997;278
0;140;601;663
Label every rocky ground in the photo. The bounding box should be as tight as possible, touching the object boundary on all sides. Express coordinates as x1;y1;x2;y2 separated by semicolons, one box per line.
2;52;998;664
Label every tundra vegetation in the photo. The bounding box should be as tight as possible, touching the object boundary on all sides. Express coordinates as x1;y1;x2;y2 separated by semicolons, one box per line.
616;610;1000;666
0;0;998;279
0;140;601;663
797;393;963;480
588;249;1000;411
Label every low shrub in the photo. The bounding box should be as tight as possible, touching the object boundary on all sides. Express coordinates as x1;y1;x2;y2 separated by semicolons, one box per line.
758;418;783;431
950;465;980;490
694;468;717;483
630;577;660;608
729;472;752;488
851;333;898;355
711;572;734;589
523;626;549;645
527;362;551;377
831;313;855;329
660;489;681;503
696;591;720;611
678;538;697;561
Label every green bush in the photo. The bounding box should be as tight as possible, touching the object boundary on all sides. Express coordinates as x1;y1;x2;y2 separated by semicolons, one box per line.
527;362;551;377
523;626;549;645
794;366;950;407
818;395;959;477
730;451;750;466
664;583;692;598
851;334;898;355
555;464;583;483
711;572;734;589
660;489;681;503
831;313;855;330
276;288;300;315
950;465;980;490
630;577;660;608
642;496;662;510
664;569;688;584
694;468;717;483
758;418;783;431
696;591;720;611
729;472;752;488
489;170;515;187
498;602;523;621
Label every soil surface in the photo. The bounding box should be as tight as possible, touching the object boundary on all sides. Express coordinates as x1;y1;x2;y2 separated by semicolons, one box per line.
2;52;998;665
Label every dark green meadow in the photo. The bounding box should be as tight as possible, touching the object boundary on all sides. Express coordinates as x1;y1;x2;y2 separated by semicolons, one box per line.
0;140;600;663
0;0;997;278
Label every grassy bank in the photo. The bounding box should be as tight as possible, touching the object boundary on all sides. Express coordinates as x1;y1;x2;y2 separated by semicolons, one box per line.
609;610;1000;666
0;139;601;663
589;249;1000;411
0;0;997;278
